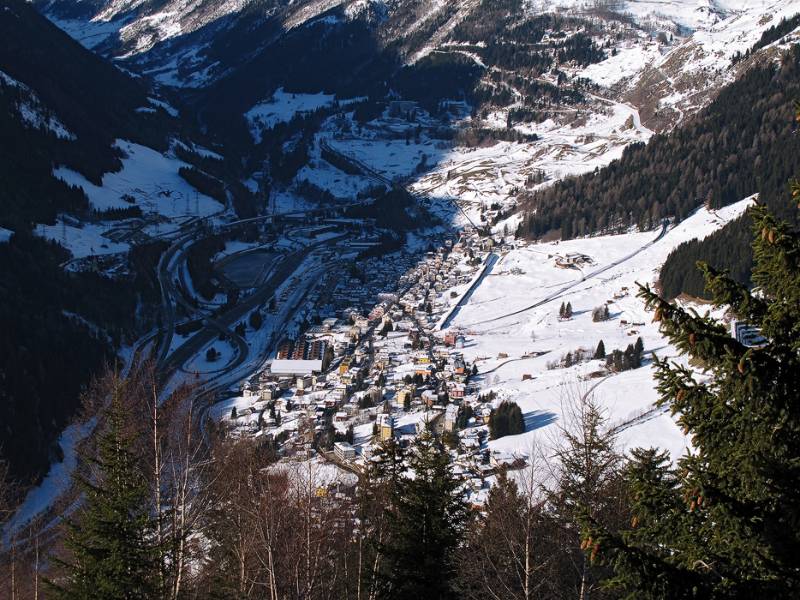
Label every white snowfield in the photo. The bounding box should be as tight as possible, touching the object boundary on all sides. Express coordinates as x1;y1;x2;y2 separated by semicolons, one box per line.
246;88;336;143
576;0;800;126
37;221;130;260
0;69;76;140
52;140;224;219
550;0;795;31
445;196;756;462
2;418;96;546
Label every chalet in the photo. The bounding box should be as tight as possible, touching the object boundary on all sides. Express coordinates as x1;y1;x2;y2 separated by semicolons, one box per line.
560;252;592;266
388;100;418;118
367;385;383;406
415;410;444;435
413;351;431;365
421;389;439;408
490;451;526;470
330;385;349;403
395;386;414;408
415;364;434;378
259;383;277;401
453;356;467;375
448;382;466;399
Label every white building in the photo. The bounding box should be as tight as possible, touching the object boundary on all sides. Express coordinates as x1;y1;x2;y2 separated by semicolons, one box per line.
334;442;356;461
270;359;323;377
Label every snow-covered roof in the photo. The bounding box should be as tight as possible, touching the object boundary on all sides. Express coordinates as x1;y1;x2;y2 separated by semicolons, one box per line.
270;359;323;376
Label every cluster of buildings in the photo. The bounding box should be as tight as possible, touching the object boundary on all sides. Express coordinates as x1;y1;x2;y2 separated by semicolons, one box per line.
217;225;530;504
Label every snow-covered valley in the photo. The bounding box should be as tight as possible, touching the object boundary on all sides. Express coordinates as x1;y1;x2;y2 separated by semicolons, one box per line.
3;0;800;577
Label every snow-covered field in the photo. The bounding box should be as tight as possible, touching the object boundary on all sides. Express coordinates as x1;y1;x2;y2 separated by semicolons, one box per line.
37;220;130;259
444;197;755;461
53;140;223;219
579;41;662;87
327;136;451;181
246;88;336;142
296;158;377;198
2;418;96;544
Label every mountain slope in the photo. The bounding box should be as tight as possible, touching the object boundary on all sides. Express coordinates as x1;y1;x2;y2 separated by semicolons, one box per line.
0;0;181;228
0;0;188;484
518;45;800;238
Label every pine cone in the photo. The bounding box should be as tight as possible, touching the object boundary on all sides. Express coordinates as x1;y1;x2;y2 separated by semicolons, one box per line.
631;515;639;528
738;358;746;374
676;389;686;402
591;543;600;562
653;307;663;322
689;333;696;347
768;229;776;244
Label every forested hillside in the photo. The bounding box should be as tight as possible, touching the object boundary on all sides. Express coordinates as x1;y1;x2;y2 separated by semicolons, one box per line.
517;46;800;242
0;0;175;228
0;0;176;482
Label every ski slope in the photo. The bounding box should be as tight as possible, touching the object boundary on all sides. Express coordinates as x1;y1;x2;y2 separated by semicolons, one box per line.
445;196;755;461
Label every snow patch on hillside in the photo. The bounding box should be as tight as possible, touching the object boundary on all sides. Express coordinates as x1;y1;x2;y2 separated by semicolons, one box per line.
0;69;75;140
579;41;661;87
412;94;653;226
37;220;131;259
52;140;224;218
446;196;755;461
246;88;336;142
3;418;96;544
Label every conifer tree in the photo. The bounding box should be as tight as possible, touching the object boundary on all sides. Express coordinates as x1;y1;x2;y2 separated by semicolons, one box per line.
456;469;553;599
49;390;158;599
381;431;468;599
552;393;625;600
594;340;606;359
489;401;525;440
634;336;644;357
359;438;405;599
584;119;800;596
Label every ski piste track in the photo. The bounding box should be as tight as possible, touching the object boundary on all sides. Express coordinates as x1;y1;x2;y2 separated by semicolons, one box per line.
439;251;500;330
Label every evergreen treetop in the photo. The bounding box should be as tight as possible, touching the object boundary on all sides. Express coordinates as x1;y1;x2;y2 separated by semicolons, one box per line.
381;431;468;599
48;388;158;599
584;109;800;596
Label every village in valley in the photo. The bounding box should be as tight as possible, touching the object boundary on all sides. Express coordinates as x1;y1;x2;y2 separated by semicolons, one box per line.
197;91;757;505
210;223;515;506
